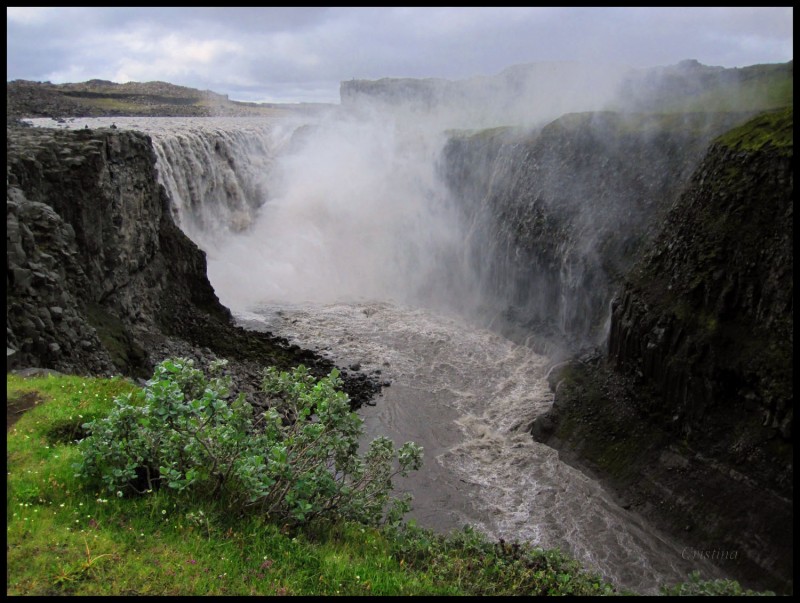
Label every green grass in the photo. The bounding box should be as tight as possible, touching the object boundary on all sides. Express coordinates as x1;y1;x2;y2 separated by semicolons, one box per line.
54;90;295;117
714;107;793;154
7;372;769;596
623;62;793;114
658;73;792;113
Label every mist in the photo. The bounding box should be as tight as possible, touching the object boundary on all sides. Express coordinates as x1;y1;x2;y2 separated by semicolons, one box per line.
150;58;782;354
204;61;628;311
204;109;470;313
14;52;790;595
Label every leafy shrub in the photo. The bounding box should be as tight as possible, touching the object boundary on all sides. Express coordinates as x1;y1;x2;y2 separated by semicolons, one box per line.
386;523;618;596
75;358;422;525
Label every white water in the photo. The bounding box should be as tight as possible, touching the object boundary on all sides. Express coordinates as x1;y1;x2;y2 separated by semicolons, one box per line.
25;116;304;249
28;115;727;594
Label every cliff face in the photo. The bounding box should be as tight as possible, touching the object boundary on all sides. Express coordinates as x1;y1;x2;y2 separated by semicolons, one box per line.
441;112;748;353
6;126;380;406
532;108;793;593
610;110;792;447
7;126;208;376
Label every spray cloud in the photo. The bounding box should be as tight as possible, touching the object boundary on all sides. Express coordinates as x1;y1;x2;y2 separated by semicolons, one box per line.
161;58;779;351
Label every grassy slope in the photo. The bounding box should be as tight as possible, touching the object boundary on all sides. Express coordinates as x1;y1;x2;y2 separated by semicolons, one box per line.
7;372;621;596
663;65;792;113
714;106;793;155
6;79;329;118
8;372;772;596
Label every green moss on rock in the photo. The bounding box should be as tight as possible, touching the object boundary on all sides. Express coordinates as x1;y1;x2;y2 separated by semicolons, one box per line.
714;107;793;155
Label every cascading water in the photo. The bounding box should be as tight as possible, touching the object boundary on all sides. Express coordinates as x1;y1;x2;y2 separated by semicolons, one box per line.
28;113;729;594
202;113;473;311
28;116;304;249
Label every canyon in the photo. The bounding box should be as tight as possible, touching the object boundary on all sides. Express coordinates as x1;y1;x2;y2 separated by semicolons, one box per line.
6;61;792;593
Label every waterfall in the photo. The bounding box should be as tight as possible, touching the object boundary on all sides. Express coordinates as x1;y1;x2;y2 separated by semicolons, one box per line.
26;111;725;356
26;116;306;251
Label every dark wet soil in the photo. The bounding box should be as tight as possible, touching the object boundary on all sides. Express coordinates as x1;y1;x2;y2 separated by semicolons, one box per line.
7;390;46;430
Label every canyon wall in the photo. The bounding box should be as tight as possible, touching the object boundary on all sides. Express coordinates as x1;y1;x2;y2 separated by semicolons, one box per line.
7;101;791;592
531;108;793;593
441;111;749;354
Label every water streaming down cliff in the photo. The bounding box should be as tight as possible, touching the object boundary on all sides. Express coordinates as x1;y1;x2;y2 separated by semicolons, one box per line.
27;114;732;593
441;112;749;352
27;112;738;350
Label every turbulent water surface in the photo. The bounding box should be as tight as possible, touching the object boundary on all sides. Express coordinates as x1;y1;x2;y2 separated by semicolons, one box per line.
236;300;725;595
28;115;727;594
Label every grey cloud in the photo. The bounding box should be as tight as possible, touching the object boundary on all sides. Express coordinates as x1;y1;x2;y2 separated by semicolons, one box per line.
6;7;793;103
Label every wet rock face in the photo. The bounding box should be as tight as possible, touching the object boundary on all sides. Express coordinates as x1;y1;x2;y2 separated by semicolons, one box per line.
5;125;379;408
8;127;178;326
534;353;793;595
442;112;748;353
610;140;792;458
7;185;116;375
6;126;232;373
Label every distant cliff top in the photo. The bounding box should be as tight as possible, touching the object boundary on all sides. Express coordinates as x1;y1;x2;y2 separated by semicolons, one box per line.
340;60;793;119
6;79;335;119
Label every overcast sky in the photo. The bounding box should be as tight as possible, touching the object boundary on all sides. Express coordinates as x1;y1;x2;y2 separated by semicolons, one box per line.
6;6;794;104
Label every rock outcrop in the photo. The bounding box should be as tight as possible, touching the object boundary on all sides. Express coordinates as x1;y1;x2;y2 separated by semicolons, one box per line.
532;108;793;594
6;125;380;407
7;126;179;376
